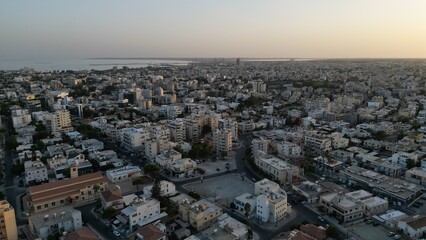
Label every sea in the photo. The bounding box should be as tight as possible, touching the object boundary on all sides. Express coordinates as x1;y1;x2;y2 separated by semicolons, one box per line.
0;58;192;72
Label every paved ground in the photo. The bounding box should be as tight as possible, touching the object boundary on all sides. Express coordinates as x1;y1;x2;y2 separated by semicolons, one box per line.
352;222;408;240
185;173;254;207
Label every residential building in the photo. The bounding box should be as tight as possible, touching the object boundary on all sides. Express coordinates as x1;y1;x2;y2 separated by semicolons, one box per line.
251;138;269;155
100;188;124;210
106;166;143;183
51;110;73;133
254;179;289;223
28;206;82;240
398;215;426;239
167;158;197;178
80;139;104;153
320;192;364;223
312;156;344;174
28;172;108;213
405;168;426;187
143;180;176;197
187;199;223;231
64;226;98;240
121;127;150;151
0;200;17;240
254;151;299;185
168;119;185;142
11;108;31;129
117;198;166;232
136;224;166;240
304;132;332;152
24;160;48;186
276;141;301;158
212;128;232;156
361;196;389;216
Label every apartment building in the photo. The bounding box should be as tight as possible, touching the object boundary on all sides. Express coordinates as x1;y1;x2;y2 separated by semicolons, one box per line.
80;139;104;153
304;132;332;152
168;158;197;178
143;180;176;197
320;192;364;223
276;141;302;158
121;127;150;151
251;138;269;155
168;119;185;142
28;172;108;213
11;108;31;129
185;119;202;143
405;168;426;187
118;198;166;232
51;110;73;133
0;200;17;240
254;151;299;185
212;128;232;156
24;160;48;186
187;199;223;231
28;206;82;239
254;179;288;223
106;166;143;183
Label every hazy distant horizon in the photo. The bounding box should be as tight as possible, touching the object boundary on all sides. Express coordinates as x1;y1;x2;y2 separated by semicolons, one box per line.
1;0;426;60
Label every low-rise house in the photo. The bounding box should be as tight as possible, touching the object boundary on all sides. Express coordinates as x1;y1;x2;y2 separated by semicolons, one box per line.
106;166;143;183
405;168;426;187
28;206;83;239
136;224;166;240
80;139;104;153
101;188;124;210
398;215;426;239
24;160;48;186
143;180;176;197
254;151;299;185
320;192;364;223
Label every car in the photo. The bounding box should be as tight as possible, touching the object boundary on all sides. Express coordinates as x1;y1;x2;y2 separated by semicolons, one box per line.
393;234;401;240
113;231;120;237
372;222;379;226
387;232;395;237
251;178;257;182
366;219;373;224
317;216;325;222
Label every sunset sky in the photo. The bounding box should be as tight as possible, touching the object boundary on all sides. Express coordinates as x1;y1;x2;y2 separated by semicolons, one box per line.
1;0;425;59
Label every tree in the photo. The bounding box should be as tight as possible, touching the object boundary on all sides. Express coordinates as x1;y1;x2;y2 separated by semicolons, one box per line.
102;206;117;219
144;164;160;178
132;177;149;190
372;131;387;141
326;225;340;239
151;176;161;199
244;203;251;216
407;159;416;170
188;191;201;200
93;184;101;196
11;163;24;176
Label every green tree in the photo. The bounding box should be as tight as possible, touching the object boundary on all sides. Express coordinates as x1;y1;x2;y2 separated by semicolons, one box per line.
326;225;340;239
144;164;160;178
102;206;117;219
132;177;149;190
11;163;24;176
407;159;416;170
188;191;201;200
151;176;161;199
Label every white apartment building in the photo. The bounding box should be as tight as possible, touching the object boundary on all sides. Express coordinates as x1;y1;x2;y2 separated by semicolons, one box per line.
330;132;349;149
254;151;299;185
143;180;176;197
168;119;185;142
251;138;269;155
145;140;159;161
255;179;288;223
391;151;419;168
119;198;166;232
121;127;150;151
28;206;82;240
212;128;232;156
24;160;48;186
304;131;332;152
320;192;364;223
51;110;73;133
155;149;182;168
361;196;389;216
185;118;202;143
149;126;170;141
106;166;143;183
80;139;104;153
168;158;197;178
218;118;238;139
276;141;301;158
11;109;31;129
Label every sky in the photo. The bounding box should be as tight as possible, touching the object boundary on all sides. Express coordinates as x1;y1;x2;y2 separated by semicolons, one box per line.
1;0;426;59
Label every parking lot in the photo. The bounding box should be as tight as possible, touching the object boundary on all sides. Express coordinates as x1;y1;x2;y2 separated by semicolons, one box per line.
185;174;254;206
351;222;409;240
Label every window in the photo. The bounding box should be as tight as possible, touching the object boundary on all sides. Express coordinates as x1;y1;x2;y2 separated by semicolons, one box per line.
37;206;41;210
44;204;48;208
52;202;55;206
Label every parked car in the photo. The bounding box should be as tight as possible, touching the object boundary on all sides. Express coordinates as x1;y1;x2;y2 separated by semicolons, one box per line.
113;231;120;237
393;234;401;240
387;232;395;237
317;216;325;222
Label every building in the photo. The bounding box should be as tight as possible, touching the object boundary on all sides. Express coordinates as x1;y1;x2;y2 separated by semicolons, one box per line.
51;110;73;133
187;199;223;231
361;196;389;216
167;158;197;178
64;226;99;240
28;172;108;213
320;192;364;223
340;166;423;206
136;224;166;240
28;206;82;240
312;156;344;174
11;108;31;129
212;128;232;156
143;180;176;197
397;215;426;239
168;119;186;143
80;139;104;153
106;166;143;183
154;149;182;168
292;181;322;204
254;151;299;185
304;132;332;153
276;141;302;158
117;198;166;232
121;128;150;151
254;179;289;223
251;138;269;155
24;160;48;186
0;200;17;240
100;188;124;210
405;168;426;187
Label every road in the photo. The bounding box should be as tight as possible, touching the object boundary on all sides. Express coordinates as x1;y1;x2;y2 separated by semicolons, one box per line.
76;203;121;240
2;116;28;226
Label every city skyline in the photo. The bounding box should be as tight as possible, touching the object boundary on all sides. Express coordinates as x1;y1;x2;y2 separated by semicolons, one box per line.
1;0;426;60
